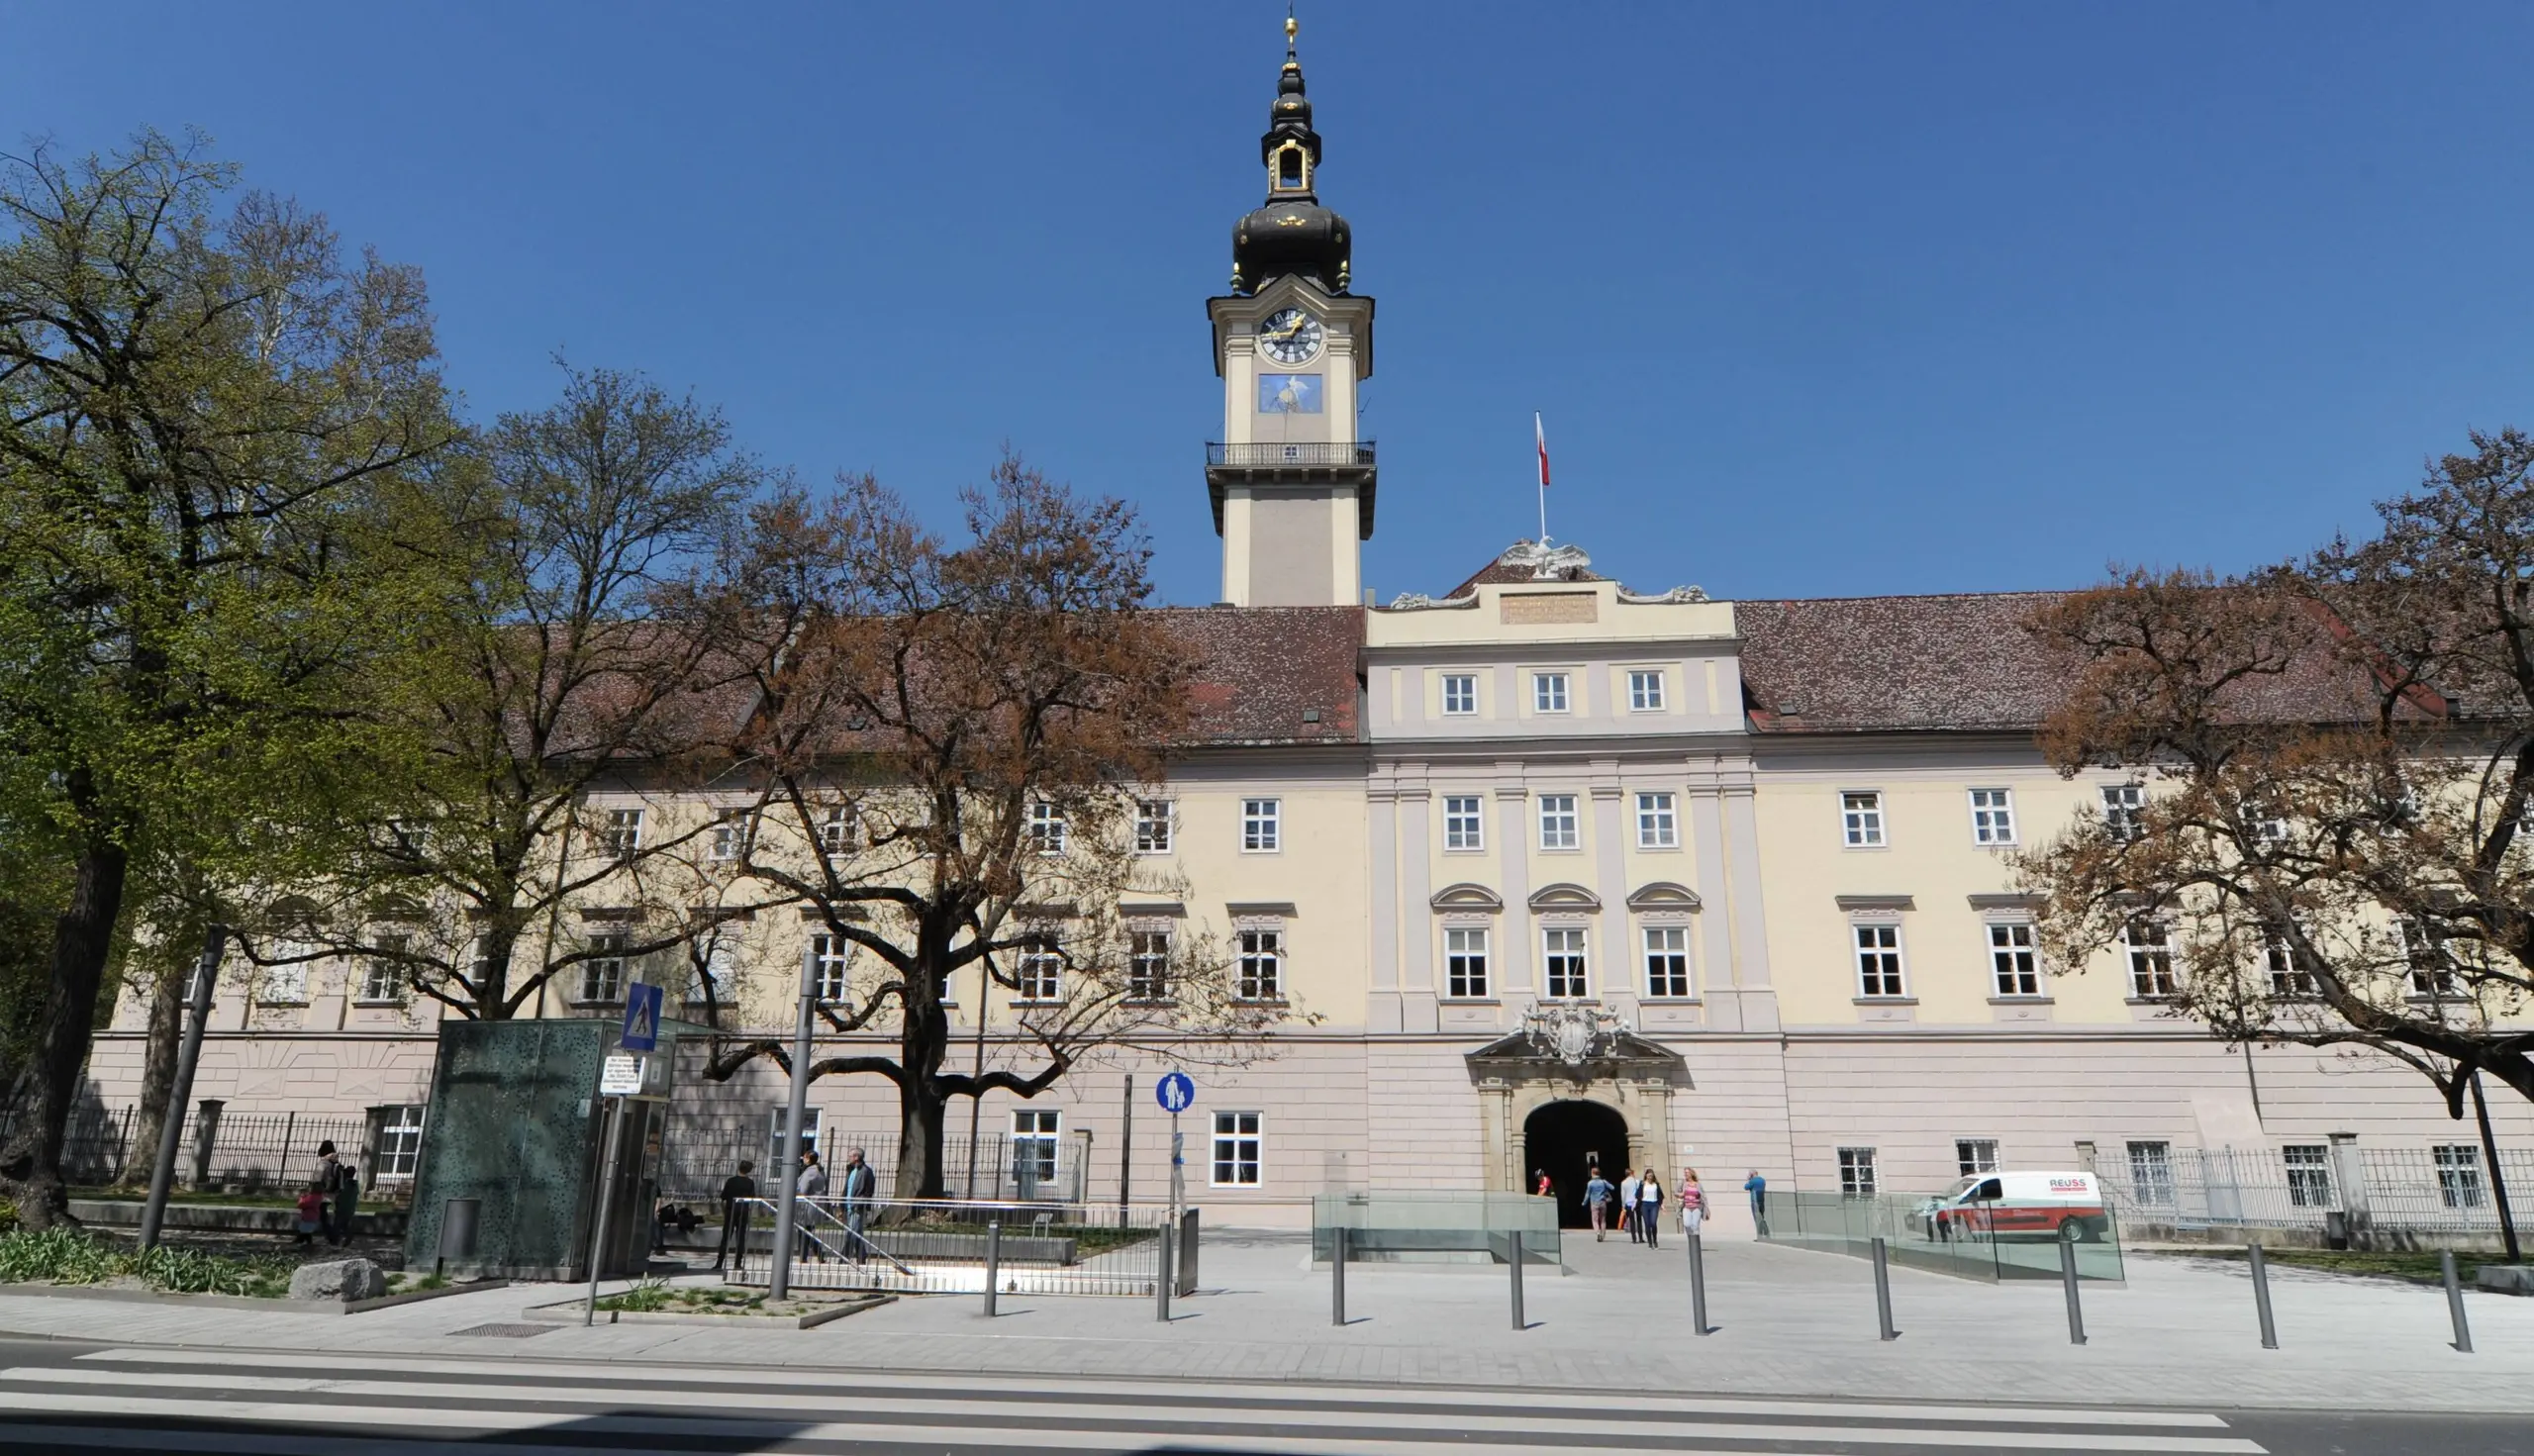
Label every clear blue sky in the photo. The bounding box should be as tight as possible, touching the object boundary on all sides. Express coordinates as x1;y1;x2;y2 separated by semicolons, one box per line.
8;3;2532;605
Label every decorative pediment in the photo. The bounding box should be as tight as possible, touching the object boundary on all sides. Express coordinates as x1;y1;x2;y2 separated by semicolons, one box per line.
1429;883;1504;913
1527;883;1602;913
1625;882;1702;912
1466;1002;1685;1080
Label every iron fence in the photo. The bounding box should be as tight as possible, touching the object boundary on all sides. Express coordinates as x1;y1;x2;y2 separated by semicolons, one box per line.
724;1197;1189;1297
2092;1143;2534;1243
0;1104;393;1199
655;1119;1089;1206
0;1103;140;1184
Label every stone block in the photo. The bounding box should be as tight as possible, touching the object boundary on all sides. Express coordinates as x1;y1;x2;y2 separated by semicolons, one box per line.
288;1257;386;1303
2480;1264;2534;1296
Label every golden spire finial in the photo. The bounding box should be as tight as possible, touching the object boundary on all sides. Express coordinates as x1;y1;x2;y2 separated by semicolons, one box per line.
1286;9;1299;52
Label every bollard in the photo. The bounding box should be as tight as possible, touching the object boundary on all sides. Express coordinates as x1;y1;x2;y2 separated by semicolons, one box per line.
2059;1235;2088;1345
1509;1231;1527;1330
1688;1231;1710;1336
983;1220;1001;1318
2247;1243;2279;1350
2443;1250;2474;1354
1331;1225;1348;1326
1154;1217;1173;1322
1870;1236;1900;1340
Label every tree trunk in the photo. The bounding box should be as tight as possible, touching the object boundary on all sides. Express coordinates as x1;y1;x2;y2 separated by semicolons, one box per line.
0;839;133;1229
896;1077;948;1203
114;966;185;1188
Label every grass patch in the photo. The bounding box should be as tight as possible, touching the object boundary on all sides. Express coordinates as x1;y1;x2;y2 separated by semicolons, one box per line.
0;1226;297;1297
2188;1246;2509;1285
387;1271;449;1295
594;1278;767;1315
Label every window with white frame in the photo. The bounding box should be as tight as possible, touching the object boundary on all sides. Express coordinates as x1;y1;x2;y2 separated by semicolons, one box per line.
1443;795;1485;851
2124;919;2177;999
1211;1111;1262;1187
1532;671;1570;714
2284;1144;2332;1208
2436;1145;2486;1209
601;808;644;862
710;808;752;862
1236;927;1283;1001
1127;928;1171;1002
1837;1146;1879;1198
1542;926;1589;1000
1643;925;1693;998
1969;788;2015;845
580;933;628;1003
1241;798;1281;852
1853;921;1905;998
2264;925;2318;998
817;805;857;855
2399;920;2459;998
358;934;406;1003
2127;1141;2175;1205
1537;794;1580;850
370;1105;426;1183
1133;799;1172;854
1955;1138;2000;1177
1440;673;1478;717
1015;931;1063;1003
809;932;851;1003
1444;926;1490;999
1012;1110;1061;1190
1989;921;2040;997
1841;791;1886;847
1636;792;1678;849
1028;801;1067;855
2101;784;2146;842
1627;669;1665;712
465;935;495;989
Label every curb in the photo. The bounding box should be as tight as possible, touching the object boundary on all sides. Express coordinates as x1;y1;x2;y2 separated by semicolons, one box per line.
520;1294;895;1329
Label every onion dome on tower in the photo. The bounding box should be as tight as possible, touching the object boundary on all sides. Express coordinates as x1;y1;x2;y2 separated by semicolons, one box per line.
1229;16;1352;296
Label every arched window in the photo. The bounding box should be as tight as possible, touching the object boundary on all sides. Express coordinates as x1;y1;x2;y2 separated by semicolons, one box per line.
1273;144;1308;192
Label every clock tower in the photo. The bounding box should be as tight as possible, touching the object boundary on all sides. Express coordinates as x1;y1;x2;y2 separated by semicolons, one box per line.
1206;17;1376;608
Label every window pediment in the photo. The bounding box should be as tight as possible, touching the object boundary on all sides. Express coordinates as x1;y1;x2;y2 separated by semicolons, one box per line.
1526;883;1602;913
1624;882;1702;911
1429;883;1504;913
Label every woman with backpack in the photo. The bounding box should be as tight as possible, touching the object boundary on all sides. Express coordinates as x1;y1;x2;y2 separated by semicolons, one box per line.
316;1139;360;1247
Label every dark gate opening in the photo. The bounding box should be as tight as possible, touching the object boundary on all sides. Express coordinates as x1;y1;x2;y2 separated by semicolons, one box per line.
1522;1099;1629;1230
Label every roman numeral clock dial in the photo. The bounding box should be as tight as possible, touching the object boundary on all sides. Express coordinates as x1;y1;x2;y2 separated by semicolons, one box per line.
1257;307;1323;365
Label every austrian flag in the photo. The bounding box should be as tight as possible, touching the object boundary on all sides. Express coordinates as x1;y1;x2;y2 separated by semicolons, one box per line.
1534;413;1550;489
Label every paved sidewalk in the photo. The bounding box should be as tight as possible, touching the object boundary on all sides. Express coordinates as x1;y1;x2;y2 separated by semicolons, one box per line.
1;1231;2525;1413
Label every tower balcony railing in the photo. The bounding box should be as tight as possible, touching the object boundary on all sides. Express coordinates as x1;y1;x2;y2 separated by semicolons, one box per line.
1206;440;1377;468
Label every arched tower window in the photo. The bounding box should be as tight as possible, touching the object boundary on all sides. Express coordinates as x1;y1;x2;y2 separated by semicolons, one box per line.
1272;142;1309;192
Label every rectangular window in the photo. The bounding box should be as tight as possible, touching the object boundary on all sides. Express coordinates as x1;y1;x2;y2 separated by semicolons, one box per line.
1635;792;1678;849
818;805;857;855
2283;1145;2333;1208
1011;1110;1061;1190
1853;922;1904;998
1236;928;1283;1001
1532;671;1570;714
601;808;644;862
1028;801;1067;855
2127;1141;2174;1205
1211;1111;1262;1187
1542;926;1590;1000
709;808;752;862
691;933;739;1006
2400;920;2458;998
1643;925;1692;998
580;934;628;1004
2265;929;2318;999
1015;932;1062;1003
358;934;406;1004
2101;784;2146;842
1241;798;1281;852
1444;926;1490;999
1133;800;1172;854
2437;1145;2487;1210
1443;795;1486;851
1841;791;1886;847
1990;922;2040;997
1627;669;1665;712
1440;673;1478;717
1837;1146;1879;1198
2125;920;2177;999
1955;1138;2000;1177
371;1105;427;1184
1969;788;2016;846
1537;794;1580;850
809;933;851;1003
1127;929;1171;1002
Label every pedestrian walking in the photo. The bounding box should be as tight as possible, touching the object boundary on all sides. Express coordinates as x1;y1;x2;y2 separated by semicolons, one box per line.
1679;1167;1706;1238
1618;1169;1642;1243
293;1180;325;1247
1584;1166;1614;1241
839;1145;877;1264
1533;1169;1552;1199
1637;1167;1664;1249
711;1159;757;1272
316;1140;359;1247
795;1149;829;1262
1744;1169;1769;1237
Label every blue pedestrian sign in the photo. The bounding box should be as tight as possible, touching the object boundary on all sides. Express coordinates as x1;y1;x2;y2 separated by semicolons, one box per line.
620;982;663;1052
1156;1071;1195;1114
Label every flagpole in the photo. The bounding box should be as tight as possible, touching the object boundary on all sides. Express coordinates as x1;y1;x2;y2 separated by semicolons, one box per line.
1534;412;1549;544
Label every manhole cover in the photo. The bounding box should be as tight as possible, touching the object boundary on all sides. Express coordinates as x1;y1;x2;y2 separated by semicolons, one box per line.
448;1322;556;1338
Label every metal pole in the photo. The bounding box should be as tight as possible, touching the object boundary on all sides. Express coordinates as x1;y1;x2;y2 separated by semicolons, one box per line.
139;927;226;1253
2443;1250;2475;1354
982;1220;1001;1318
1119;1074;1133;1224
1509;1230;1526;1330
276;1109;296;1191
768;939;818;1303
2059;1235;2088;1345
1688;1231;1709;1335
1871;1236;1899;1340
2469;1071;2521;1264
1154;1215;1173;1321
1331;1224;1347;1326
1169;1110;1185;1226
581;1096;622;1326
2248;1242;2279;1349
963;958;988;1200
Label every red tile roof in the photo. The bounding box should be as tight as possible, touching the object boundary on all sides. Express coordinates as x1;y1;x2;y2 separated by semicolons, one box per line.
1162;607;1364;745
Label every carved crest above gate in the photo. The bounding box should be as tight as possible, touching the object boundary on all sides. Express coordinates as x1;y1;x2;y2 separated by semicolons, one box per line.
1464;1003;1685;1084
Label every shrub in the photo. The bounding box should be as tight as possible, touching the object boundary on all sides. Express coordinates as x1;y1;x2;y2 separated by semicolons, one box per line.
0;1197;19;1234
0;1227;120;1285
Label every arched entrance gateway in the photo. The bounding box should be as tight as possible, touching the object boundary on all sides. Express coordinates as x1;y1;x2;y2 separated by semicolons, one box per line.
1523;1099;1629;1228
1467;1003;1690;1226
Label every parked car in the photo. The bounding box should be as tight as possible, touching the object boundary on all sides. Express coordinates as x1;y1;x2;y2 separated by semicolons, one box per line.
1918;1171;2109;1243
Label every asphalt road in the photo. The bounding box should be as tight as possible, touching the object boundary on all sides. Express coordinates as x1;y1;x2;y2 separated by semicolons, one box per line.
0;1335;2519;1455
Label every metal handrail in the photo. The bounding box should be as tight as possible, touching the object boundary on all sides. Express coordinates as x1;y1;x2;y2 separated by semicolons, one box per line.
1206;440;1376;467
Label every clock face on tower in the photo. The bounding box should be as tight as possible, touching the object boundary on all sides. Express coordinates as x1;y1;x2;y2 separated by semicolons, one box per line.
1257;307;1323;365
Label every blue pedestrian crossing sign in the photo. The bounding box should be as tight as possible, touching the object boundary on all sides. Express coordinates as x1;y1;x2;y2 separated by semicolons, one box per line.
1156;1071;1195;1114
620;982;663;1052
